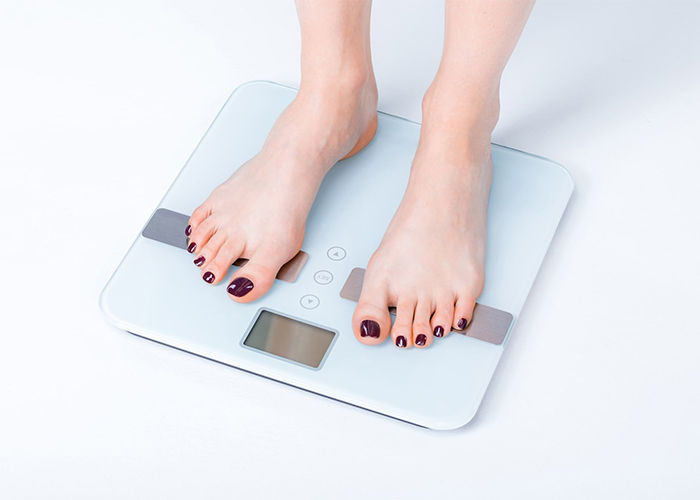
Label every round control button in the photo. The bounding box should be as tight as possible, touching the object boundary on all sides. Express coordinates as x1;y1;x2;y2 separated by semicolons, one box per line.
314;270;333;285
327;247;346;261
300;294;320;309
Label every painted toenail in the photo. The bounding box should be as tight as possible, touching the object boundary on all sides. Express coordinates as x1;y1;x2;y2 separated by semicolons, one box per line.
227;277;254;297
187;242;197;253
360;319;380;338
416;334;427;346
396;335;407;348
458;318;468;330
185;225;192;236
203;271;215;284
434;325;444;338
193;256;205;267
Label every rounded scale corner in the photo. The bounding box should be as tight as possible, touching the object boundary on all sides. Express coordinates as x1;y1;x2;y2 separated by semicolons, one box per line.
494;143;575;194
545;157;575;194
98;283;120;328
413;401;480;431
535;155;575;197
423;411;477;431
224;79;298;103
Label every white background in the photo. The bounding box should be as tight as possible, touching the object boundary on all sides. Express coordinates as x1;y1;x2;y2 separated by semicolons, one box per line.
1;1;699;498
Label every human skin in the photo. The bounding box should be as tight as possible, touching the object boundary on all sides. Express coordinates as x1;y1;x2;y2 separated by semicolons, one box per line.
186;0;535;348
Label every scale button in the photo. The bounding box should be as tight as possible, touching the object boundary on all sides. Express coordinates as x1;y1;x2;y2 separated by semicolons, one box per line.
327;247;346;261
314;270;333;285
300;294;320;309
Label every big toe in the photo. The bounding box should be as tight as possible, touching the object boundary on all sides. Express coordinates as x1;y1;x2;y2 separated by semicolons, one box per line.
226;249;290;303
352;288;392;346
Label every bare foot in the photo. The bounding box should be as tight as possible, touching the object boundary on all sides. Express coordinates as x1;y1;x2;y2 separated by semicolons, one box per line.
352;80;499;348
186;75;377;302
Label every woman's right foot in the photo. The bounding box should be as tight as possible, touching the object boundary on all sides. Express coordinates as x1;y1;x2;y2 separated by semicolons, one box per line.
185;74;377;302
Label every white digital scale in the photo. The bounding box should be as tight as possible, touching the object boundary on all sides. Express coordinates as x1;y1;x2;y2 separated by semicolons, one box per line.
100;81;573;430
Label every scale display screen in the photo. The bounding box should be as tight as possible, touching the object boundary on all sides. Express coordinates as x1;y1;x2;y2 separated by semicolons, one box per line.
243;311;335;368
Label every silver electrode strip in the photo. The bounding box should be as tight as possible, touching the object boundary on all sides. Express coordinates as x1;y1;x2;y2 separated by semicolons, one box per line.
340;267;513;345
141;208;307;283
142;208;190;250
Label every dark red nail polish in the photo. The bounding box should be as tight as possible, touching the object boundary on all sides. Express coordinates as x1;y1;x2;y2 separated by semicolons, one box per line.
416;334;427;346
434;325;444;338
203;271;215;284
227;277;254;297
193;256;205;267
458;318;468;330
396;335;407;348
360;319;380;338
185;225;192;236
187;242;197;254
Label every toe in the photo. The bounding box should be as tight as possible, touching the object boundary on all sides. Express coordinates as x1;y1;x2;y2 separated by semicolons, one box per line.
352;285;392;346
390;298;416;349
226;247;289;303
187;217;217;255
430;296;455;339
453;293;477;331
186;203;211;237
200;237;244;286
412;299;433;348
192;232;225;270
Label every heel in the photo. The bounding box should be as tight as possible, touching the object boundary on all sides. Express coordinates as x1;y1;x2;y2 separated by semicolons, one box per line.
340;114;379;161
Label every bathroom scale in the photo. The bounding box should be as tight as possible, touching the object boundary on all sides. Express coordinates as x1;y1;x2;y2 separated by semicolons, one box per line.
100;80;573;430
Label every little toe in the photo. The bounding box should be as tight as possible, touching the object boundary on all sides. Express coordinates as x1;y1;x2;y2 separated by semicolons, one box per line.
390;299;416;349
226;249;289;303
453;294;477;331
430;297;455;340
200;238;243;286
412;300;434;348
352;289;392;346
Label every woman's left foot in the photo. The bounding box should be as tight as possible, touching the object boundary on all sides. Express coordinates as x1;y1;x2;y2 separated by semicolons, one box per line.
352;80;499;348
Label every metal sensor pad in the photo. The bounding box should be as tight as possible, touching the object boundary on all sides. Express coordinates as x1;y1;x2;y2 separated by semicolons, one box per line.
142;208;308;283
340;267;513;345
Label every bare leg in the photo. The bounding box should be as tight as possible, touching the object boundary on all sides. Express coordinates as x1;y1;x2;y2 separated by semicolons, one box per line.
353;0;535;348
187;0;377;301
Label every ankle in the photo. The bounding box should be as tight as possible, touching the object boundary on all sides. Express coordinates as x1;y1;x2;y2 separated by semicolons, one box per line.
300;59;373;97
421;75;501;142
295;66;378;140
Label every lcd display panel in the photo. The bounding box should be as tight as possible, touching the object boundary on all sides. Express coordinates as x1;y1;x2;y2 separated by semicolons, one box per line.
243;311;335;368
